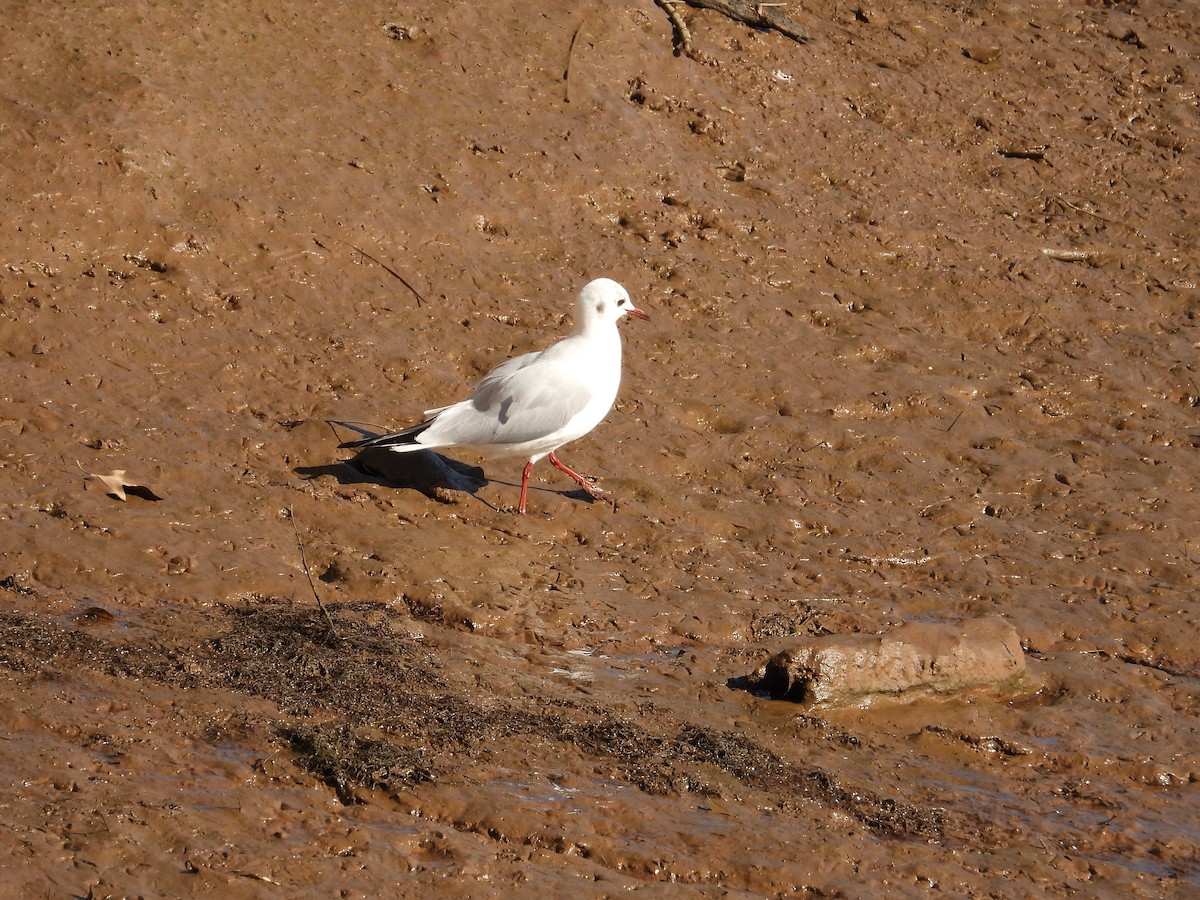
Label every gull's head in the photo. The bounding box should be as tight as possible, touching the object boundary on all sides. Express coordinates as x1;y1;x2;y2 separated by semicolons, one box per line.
577;278;649;330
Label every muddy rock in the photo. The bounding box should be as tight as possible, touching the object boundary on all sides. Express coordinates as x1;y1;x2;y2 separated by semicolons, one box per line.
747;617;1029;706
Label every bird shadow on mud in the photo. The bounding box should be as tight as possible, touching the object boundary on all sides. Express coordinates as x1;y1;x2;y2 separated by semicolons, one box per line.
296;446;598;511
295;445;494;507
297;421;601;512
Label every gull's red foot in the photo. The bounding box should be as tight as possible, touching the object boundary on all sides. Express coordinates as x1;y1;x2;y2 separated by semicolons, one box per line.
549;452;604;498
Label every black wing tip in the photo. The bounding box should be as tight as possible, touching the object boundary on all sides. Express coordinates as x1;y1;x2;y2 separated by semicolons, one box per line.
339;434;412;451
339;420;434;450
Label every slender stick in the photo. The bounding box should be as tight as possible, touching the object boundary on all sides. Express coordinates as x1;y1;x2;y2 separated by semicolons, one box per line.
287;508;339;639
678;0;808;47
563;23;583;102
313;234;427;307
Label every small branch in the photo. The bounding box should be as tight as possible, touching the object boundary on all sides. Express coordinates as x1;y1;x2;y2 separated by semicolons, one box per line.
313;234;427;306
1053;195;1141;235
1041;248;1095;263
682;0;808;46
1057;196;1111;224
655;0;693;56
563;23;583;102
287;508;340;640
998;147;1047;161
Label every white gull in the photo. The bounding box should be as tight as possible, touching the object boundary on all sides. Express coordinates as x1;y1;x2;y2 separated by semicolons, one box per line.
340;278;648;514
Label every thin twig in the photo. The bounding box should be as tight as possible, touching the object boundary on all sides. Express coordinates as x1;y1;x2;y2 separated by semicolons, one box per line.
313;234;426;306
287;508;340;640
563;22;583;102
1058;196;1111;224
1055;195;1140;235
680;0;808;45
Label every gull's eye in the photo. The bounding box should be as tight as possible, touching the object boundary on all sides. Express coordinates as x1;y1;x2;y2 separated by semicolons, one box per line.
617;298;627;306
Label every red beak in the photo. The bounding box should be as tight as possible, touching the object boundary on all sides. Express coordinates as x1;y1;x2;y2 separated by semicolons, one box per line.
626;306;650;321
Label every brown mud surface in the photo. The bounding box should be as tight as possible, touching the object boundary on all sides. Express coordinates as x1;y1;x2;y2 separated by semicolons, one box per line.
1;1;1198;896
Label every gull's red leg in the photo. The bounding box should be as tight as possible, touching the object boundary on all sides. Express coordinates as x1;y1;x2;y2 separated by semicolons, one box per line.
548;452;604;498
517;460;533;514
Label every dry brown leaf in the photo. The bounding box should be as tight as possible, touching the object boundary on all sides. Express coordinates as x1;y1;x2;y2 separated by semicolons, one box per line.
82;467;163;502
90;469;131;500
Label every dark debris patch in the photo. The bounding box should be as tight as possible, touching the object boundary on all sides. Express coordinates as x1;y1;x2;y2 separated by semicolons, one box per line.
279;722;432;804
561;717;940;839
0;575;35;595
0;609;190;685
0;601;943;839
198;600;443;712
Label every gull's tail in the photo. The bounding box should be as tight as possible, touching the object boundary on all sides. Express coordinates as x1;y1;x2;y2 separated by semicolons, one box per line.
339;419;435;451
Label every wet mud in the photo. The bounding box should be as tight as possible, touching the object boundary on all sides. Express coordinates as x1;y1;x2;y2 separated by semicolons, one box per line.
1;0;1198;896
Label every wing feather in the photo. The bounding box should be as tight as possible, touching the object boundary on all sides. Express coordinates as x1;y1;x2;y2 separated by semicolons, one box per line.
423;356;593;447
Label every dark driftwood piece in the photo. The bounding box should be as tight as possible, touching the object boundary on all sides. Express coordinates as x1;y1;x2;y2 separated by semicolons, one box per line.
658;0;809;56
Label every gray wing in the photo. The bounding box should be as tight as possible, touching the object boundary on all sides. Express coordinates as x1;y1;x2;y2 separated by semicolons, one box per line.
423;349;538;418
421;351;594;447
